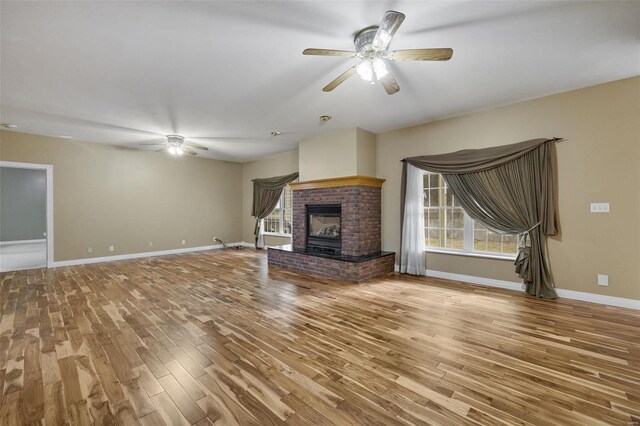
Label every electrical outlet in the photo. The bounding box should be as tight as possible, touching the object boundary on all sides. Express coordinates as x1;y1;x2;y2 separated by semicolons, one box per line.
148;242;153;247
181;240;186;245
109;245;114;252
597;274;609;286
590;202;610;213
88;247;93;254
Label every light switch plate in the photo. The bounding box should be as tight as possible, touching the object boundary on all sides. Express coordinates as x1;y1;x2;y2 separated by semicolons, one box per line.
590;203;610;213
597;274;609;286
109;245;114;252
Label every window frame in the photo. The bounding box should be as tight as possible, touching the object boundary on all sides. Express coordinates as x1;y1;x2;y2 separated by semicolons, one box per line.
423;172;517;260
262;185;293;237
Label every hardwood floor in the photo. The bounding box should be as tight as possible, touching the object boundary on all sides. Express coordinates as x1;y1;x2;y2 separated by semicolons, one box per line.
0;248;638;425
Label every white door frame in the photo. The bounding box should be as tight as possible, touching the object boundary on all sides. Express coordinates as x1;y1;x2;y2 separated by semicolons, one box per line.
0;161;54;268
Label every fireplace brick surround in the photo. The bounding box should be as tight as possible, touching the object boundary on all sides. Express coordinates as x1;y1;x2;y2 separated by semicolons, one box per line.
292;185;381;256
268;176;395;283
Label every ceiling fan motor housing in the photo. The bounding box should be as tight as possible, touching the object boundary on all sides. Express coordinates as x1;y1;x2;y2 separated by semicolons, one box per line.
166;134;185;146
354;26;379;54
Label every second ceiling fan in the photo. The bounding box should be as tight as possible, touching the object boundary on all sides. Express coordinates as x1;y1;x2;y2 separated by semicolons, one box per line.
303;11;453;95
139;134;208;157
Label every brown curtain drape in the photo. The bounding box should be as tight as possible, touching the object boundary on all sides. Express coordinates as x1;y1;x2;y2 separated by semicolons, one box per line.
252;172;299;248
401;137;560;298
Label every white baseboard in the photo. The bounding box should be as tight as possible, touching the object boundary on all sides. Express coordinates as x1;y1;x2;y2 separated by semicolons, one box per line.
0;239;46;246
394;264;639;310
424;269;525;292
52;242;247;268
554;288;639;310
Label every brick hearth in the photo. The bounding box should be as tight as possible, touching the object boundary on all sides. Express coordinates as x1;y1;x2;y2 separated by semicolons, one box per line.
268;247;395;283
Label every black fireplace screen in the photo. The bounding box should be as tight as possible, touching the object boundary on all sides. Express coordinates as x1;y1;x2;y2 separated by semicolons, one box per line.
309;214;340;237
307;204;341;251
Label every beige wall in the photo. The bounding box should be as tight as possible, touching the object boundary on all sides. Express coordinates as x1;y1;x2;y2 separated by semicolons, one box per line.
299;128;357;181
0;131;243;261
298;127;377;181
377;76;640;300
241;150;299;246
356;128;377;177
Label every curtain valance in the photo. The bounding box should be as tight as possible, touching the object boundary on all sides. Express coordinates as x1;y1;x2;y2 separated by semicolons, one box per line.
403;137;560;174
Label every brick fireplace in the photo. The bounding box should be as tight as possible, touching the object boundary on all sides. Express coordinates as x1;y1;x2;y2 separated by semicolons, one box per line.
268;176;395;283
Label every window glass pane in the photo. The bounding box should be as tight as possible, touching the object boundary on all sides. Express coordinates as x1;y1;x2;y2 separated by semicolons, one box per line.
426;229;442;248
264;185;293;235
473;228;487;252
429;189;439;207
472;221;517;255
264;208;281;233
446;229;464;249
486;229;503;253
451;208;464;228
423;172;518;256
427;209;440;228
503;234;517;254
424;172;475;252
430;173;440;188
445;188;454;207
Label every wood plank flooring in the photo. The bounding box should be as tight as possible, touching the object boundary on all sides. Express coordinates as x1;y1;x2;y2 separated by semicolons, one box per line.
0;248;638;425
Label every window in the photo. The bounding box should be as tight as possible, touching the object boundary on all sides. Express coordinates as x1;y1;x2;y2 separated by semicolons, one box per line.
262;185;293;235
423;173;517;257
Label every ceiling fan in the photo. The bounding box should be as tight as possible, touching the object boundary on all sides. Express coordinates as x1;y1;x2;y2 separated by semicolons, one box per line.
303;10;453;95
138;134;209;157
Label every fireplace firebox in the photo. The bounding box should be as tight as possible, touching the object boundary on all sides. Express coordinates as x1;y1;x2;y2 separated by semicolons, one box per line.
306;204;341;253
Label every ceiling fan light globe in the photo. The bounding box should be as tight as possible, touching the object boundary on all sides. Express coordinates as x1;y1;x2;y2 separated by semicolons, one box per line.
372;58;388;79
176;147;184;156
357;60;374;81
168;146;177;156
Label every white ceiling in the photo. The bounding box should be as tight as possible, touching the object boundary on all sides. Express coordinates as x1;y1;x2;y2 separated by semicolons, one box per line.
1;1;639;162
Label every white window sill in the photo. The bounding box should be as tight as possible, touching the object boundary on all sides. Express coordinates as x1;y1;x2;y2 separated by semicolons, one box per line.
425;248;516;261
263;232;292;238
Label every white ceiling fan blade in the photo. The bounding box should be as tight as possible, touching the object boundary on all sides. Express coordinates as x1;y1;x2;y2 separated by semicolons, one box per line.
189;136;266;142
389;48;453;61
380;73;400;95
183;147;198;156
303;48;356;58
155;147;168;152
184;142;209;151
372;10;405;51
322;65;357;92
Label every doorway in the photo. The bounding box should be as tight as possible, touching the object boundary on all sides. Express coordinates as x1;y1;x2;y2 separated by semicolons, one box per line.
0;161;53;272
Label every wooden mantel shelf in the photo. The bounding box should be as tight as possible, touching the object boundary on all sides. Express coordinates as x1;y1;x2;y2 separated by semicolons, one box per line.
289;175;385;190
